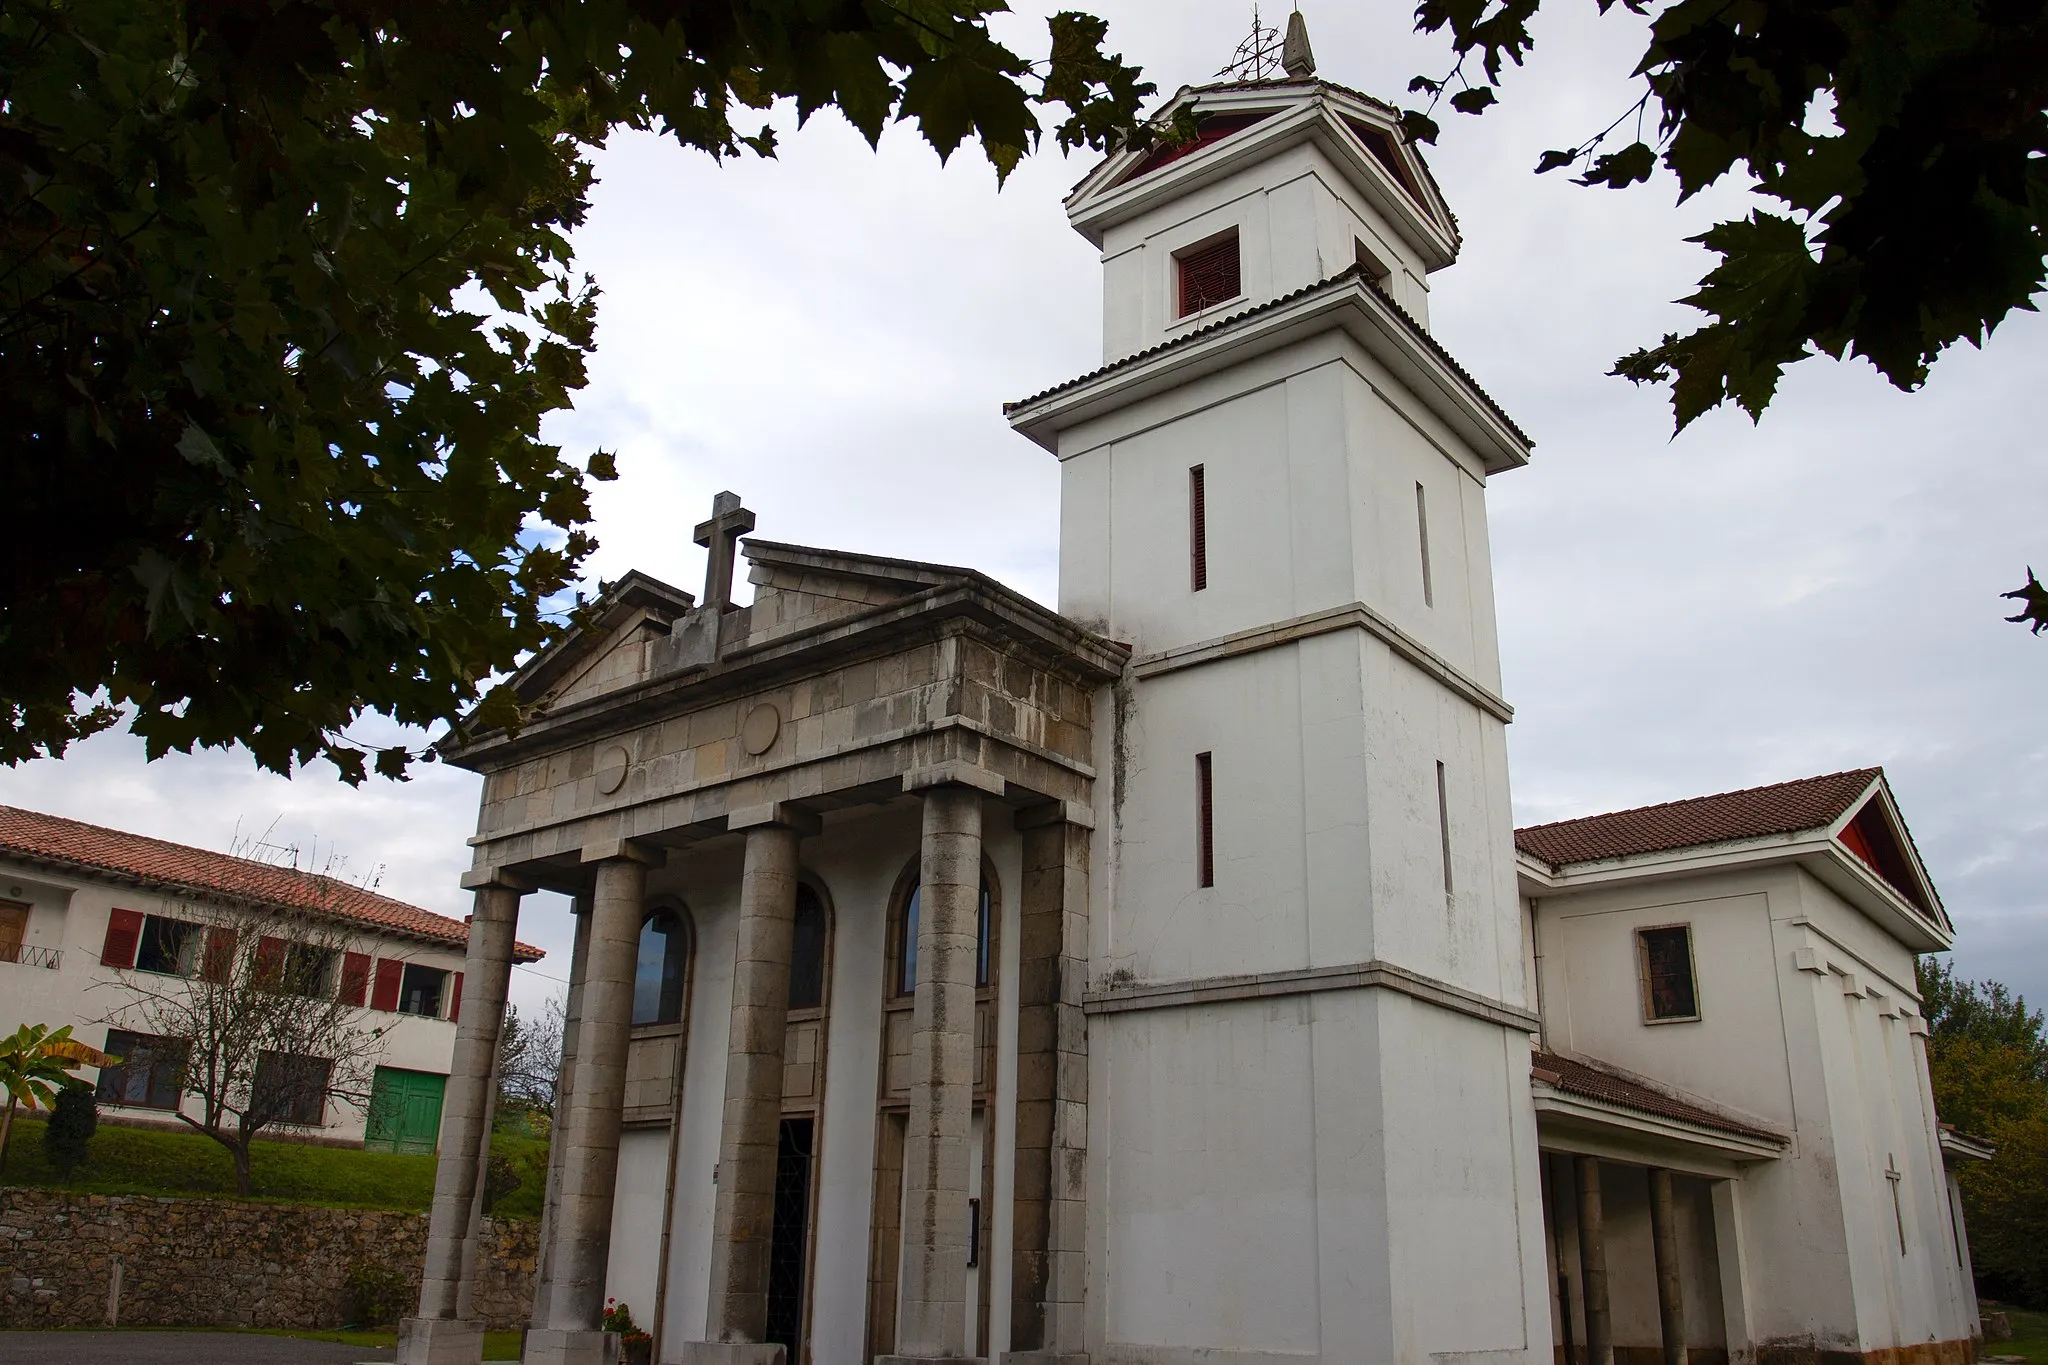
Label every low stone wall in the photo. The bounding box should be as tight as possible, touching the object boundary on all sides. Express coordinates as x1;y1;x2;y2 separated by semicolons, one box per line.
0;1188;537;1330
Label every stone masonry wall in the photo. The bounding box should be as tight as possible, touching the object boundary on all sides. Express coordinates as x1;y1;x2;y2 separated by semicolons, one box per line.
0;1189;537;1330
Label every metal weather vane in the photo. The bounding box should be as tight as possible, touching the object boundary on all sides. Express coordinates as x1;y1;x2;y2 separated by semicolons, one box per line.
1218;4;1285;82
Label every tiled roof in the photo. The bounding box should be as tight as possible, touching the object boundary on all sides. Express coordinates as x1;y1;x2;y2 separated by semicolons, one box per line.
1533;1050;1784;1144
1515;769;1881;869
1004;263;1530;450
0;805;543;962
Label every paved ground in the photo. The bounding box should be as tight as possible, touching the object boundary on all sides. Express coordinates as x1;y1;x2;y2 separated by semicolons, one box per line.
0;1331;393;1363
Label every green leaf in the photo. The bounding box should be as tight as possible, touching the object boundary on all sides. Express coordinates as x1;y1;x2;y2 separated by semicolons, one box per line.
1398;110;1441;146
1449;87;1497;115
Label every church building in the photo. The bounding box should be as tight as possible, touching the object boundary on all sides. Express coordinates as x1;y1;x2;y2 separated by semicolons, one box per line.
395;20;1986;1365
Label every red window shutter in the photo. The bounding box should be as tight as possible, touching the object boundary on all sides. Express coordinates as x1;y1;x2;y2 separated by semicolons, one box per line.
1177;234;1241;317
338;952;371;1007
254;936;287;988
201;927;239;983
448;971;464;1022
370;957;404;1012
100;908;144;969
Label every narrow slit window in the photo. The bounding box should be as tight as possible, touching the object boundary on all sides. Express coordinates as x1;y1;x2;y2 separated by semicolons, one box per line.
1355;238;1391;288
1638;926;1701;1022
1415;482;1434;607
1435;760;1454;894
1196;752;1215;888
1176;232;1241;317
1189;465;1208;592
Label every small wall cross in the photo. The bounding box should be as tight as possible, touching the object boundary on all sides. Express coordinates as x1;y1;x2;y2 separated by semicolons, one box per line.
1884;1153;1906;1255
693;491;756;613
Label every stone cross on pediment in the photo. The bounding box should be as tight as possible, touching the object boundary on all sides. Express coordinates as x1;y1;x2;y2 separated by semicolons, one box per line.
693;491;755;613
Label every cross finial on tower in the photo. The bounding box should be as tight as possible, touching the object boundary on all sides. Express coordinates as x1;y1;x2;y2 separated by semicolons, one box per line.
693;491;755;612
1217;4;1284;81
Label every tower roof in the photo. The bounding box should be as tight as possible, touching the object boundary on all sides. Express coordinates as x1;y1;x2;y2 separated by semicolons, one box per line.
1064;76;1459;269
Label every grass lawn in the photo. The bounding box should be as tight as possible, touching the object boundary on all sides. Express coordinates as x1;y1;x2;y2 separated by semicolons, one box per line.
1988;1303;2048;1365
0;1115;545;1219
56;1326;523;1359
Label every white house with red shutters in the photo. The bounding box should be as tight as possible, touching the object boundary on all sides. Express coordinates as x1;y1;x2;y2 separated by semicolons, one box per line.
0;804;543;1151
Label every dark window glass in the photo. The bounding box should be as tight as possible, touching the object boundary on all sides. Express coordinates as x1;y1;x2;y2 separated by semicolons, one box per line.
97;1029;188;1110
634;909;688;1026
1640;926;1699;1021
135;916;201;976
898;878;992;995
283;943;337;998
398;963;447;1017
788;885;827;1011
253;1050;331;1126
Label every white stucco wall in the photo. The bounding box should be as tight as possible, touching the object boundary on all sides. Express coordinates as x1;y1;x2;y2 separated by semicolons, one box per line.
0;856;467;1145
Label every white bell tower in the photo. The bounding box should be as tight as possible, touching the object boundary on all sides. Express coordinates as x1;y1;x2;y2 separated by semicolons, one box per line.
1007;21;1552;1364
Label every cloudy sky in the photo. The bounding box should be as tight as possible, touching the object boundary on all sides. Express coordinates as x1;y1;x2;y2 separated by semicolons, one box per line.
7;0;2045;1017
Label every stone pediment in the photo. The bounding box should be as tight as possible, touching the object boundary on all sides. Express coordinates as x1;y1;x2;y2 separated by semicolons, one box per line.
502;569;696;712
740;539;984;647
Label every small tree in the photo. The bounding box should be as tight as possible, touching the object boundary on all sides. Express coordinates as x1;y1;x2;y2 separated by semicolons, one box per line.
496;997;565;1132
0;1024;108;1177
99;897;387;1196
43;1085;98;1183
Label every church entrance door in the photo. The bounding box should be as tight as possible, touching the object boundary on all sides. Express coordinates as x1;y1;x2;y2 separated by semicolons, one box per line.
766;1116;816;1355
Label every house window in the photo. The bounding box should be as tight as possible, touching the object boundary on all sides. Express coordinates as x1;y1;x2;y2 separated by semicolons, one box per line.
398;963;449;1018
897;877;992;996
282;943;337;998
1638;925;1701;1022
1189;465;1209;592
1176;231;1241;317
788;884;828;1011
633;907;690;1026
253;1050;332;1127
1196;752;1216;888
97;1029;189;1111
0;900;27;964
136;915;204;977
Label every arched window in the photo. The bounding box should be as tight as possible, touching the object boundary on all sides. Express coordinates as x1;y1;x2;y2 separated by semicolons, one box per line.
897;877;991;996
633;907;689;1026
788;883;827;1011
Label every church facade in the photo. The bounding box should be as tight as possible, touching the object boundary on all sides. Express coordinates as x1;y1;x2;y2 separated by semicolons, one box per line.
395;41;1985;1365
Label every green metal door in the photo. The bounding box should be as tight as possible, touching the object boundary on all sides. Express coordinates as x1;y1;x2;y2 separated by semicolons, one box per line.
365;1067;446;1154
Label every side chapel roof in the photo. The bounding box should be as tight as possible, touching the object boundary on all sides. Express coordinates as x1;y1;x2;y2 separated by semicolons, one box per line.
0;804;543;961
1532;1049;1786;1145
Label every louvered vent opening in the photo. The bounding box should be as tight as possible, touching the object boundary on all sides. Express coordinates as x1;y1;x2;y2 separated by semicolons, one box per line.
1196;752;1215;889
1177;232;1241;317
1189;464;1208;592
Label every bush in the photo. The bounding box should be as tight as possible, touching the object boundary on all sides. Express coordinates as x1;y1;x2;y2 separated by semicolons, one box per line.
43;1085;98;1182
342;1259;411;1326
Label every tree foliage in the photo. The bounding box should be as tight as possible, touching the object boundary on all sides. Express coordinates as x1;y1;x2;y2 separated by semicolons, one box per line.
43;1084;99;1182
495;997;563;1125
1917;956;2048;1306
1403;0;2047;434
0;1022;105;1177
1;0;1154;781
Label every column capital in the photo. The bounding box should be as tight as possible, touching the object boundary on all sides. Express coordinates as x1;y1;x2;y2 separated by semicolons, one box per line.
579;837;665;867
903;761;1005;798
1014;799;1095;832
459;866;536;893
726;801;822;837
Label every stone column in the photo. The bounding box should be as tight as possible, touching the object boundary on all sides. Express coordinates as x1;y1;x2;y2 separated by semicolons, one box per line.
1576;1156;1613;1365
531;897;593;1325
1008;802;1091;1365
397;876;525;1365
687;805;816;1365
1649;1168;1688;1365
528;842;659;1365
889;778;987;1361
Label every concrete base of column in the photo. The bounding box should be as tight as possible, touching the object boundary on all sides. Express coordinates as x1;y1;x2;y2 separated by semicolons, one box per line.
996;1354;1086;1365
522;1327;621;1365
876;1356;987;1365
667;1343;787;1365
395;1317;485;1365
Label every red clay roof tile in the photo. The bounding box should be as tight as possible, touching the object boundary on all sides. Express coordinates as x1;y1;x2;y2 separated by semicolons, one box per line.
0;805;543;962
1532;1050;1784;1144
1515;769;1881;869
